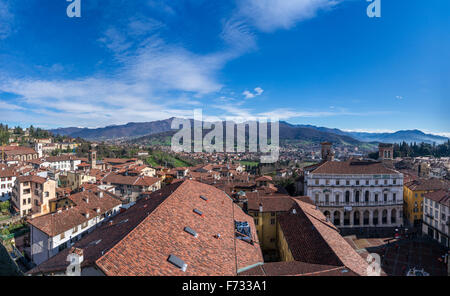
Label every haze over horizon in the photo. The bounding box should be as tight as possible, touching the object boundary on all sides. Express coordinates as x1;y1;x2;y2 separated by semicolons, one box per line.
0;0;448;136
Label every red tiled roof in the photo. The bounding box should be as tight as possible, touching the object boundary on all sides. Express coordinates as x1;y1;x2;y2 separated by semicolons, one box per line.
0;167;17;178
96;180;262;275
424;190;450;207
27;189;122;237
311;160;399;175
29;180;263;276
277;199;369;276
247;195;296;212
404;178;449;191
16;175;47;184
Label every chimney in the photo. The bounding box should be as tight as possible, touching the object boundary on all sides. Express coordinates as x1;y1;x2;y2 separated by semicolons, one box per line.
68;247;84;264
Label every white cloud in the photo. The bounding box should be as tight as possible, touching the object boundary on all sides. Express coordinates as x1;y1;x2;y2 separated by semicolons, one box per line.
396;95;403;100
237;0;340;32
243;87;264;99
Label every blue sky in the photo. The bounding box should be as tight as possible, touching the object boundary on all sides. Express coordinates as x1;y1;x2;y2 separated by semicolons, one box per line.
0;0;448;136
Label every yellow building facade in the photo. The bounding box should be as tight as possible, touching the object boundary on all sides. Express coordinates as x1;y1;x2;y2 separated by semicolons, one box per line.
403;179;448;226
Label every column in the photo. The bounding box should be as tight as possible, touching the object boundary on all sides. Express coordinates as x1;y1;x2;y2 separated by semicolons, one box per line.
350;211;354;227
330;212;334;224
340;211;344;227
387;209;392;226
369;210;374;227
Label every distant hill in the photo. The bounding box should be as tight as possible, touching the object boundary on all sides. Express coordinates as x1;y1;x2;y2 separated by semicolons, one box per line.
48;118;448;146
290;124;448;145
127;120;363;147
344;130;449;145
49;118;175;140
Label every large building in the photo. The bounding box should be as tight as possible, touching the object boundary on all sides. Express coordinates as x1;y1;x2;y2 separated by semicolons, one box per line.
32;155;82;172
11;175;56;218
101;173;161;203
422;190;449;247
27;188;122;266
27;180;263;276
403;178;449;227
1;145;39;163
304;143;404;228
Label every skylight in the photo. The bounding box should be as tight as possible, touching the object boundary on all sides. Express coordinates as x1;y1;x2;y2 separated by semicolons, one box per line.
200;195;208;201
167;255;187;272
184;227;198;238
193;209;203;216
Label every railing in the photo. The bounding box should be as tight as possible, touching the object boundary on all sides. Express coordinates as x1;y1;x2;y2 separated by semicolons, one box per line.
317;201;403;207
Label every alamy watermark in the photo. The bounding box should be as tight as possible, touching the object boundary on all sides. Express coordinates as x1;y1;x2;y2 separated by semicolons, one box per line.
66;0;81;18
171;109;279;163
367;0;381;18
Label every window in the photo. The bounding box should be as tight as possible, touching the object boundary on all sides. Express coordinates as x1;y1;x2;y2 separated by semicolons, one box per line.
366;180;369;185
384;194;387;202
346;180;350;186
325;179;330;185
393;179;397;185
254;219;259;226
271;212;275;217
28;198;31;204
384;180;388;185
270;219;276;225
22;199;26;205
393;193;396;200
374;194;378;202
356;180;360;186
336;180;340;185
35;200;38;206
315;180;319;185
375;180;378;185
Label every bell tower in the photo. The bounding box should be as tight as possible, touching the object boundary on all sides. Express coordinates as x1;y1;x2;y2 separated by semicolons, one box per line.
89;144;97;169
321;142;334;161
379;143;394;160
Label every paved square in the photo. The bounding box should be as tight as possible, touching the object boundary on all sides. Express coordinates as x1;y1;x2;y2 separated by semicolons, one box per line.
345;235;448;276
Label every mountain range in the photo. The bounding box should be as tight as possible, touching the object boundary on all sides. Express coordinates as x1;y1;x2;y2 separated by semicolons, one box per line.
49;118;449;145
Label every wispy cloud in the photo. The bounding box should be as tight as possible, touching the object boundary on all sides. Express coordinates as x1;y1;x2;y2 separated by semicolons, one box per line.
236;0;340;33
0;0;345;128
0;0;14;39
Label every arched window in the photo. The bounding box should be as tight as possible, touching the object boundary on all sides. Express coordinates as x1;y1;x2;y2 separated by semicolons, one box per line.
333;211;341;226
345;191;350;203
